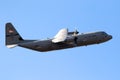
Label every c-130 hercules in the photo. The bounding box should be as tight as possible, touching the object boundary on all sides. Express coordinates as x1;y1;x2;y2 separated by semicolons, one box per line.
6;23;112;52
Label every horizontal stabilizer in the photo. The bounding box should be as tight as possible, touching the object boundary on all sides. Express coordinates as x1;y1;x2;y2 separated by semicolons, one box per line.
6;44;18;48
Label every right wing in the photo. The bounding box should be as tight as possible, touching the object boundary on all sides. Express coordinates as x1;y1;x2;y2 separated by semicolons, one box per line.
52;28;68;43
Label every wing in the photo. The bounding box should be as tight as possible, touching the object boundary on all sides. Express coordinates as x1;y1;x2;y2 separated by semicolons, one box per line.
52;28;68;43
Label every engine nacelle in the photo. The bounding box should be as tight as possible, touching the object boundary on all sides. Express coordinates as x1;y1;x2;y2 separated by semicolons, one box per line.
68;30;79;35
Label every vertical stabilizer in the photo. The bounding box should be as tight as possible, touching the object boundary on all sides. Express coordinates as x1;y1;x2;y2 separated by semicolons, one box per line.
6;23;24;48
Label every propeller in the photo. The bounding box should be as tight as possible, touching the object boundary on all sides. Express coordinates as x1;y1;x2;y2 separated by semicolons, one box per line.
68;28;79;35
74;29;79;34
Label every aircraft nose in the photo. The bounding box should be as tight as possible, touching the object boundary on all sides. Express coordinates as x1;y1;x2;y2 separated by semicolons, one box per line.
108;35;112;40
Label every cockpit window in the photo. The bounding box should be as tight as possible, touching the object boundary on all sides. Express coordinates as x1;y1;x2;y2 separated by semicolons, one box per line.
101;32;107;35
100;32;108;38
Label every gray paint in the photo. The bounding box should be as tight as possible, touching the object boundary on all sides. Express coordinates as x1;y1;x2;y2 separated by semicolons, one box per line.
18;32;112;52
6;23;112;52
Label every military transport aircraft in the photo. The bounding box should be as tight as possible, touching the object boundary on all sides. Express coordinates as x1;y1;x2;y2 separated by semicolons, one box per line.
6;23;112;52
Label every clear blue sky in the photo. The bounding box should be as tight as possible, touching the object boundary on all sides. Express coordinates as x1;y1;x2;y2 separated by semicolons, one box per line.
0;0;120;80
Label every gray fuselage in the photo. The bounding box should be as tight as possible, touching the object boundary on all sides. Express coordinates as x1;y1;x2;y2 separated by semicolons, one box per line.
18;31;112;52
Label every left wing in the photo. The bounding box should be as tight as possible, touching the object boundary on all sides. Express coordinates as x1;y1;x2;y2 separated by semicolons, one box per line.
52;28;68;43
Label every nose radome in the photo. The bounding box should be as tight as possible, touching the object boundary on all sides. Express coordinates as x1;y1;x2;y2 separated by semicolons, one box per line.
108;35;112;40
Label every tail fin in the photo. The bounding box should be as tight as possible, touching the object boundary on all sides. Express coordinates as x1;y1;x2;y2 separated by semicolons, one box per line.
6;23;24;48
